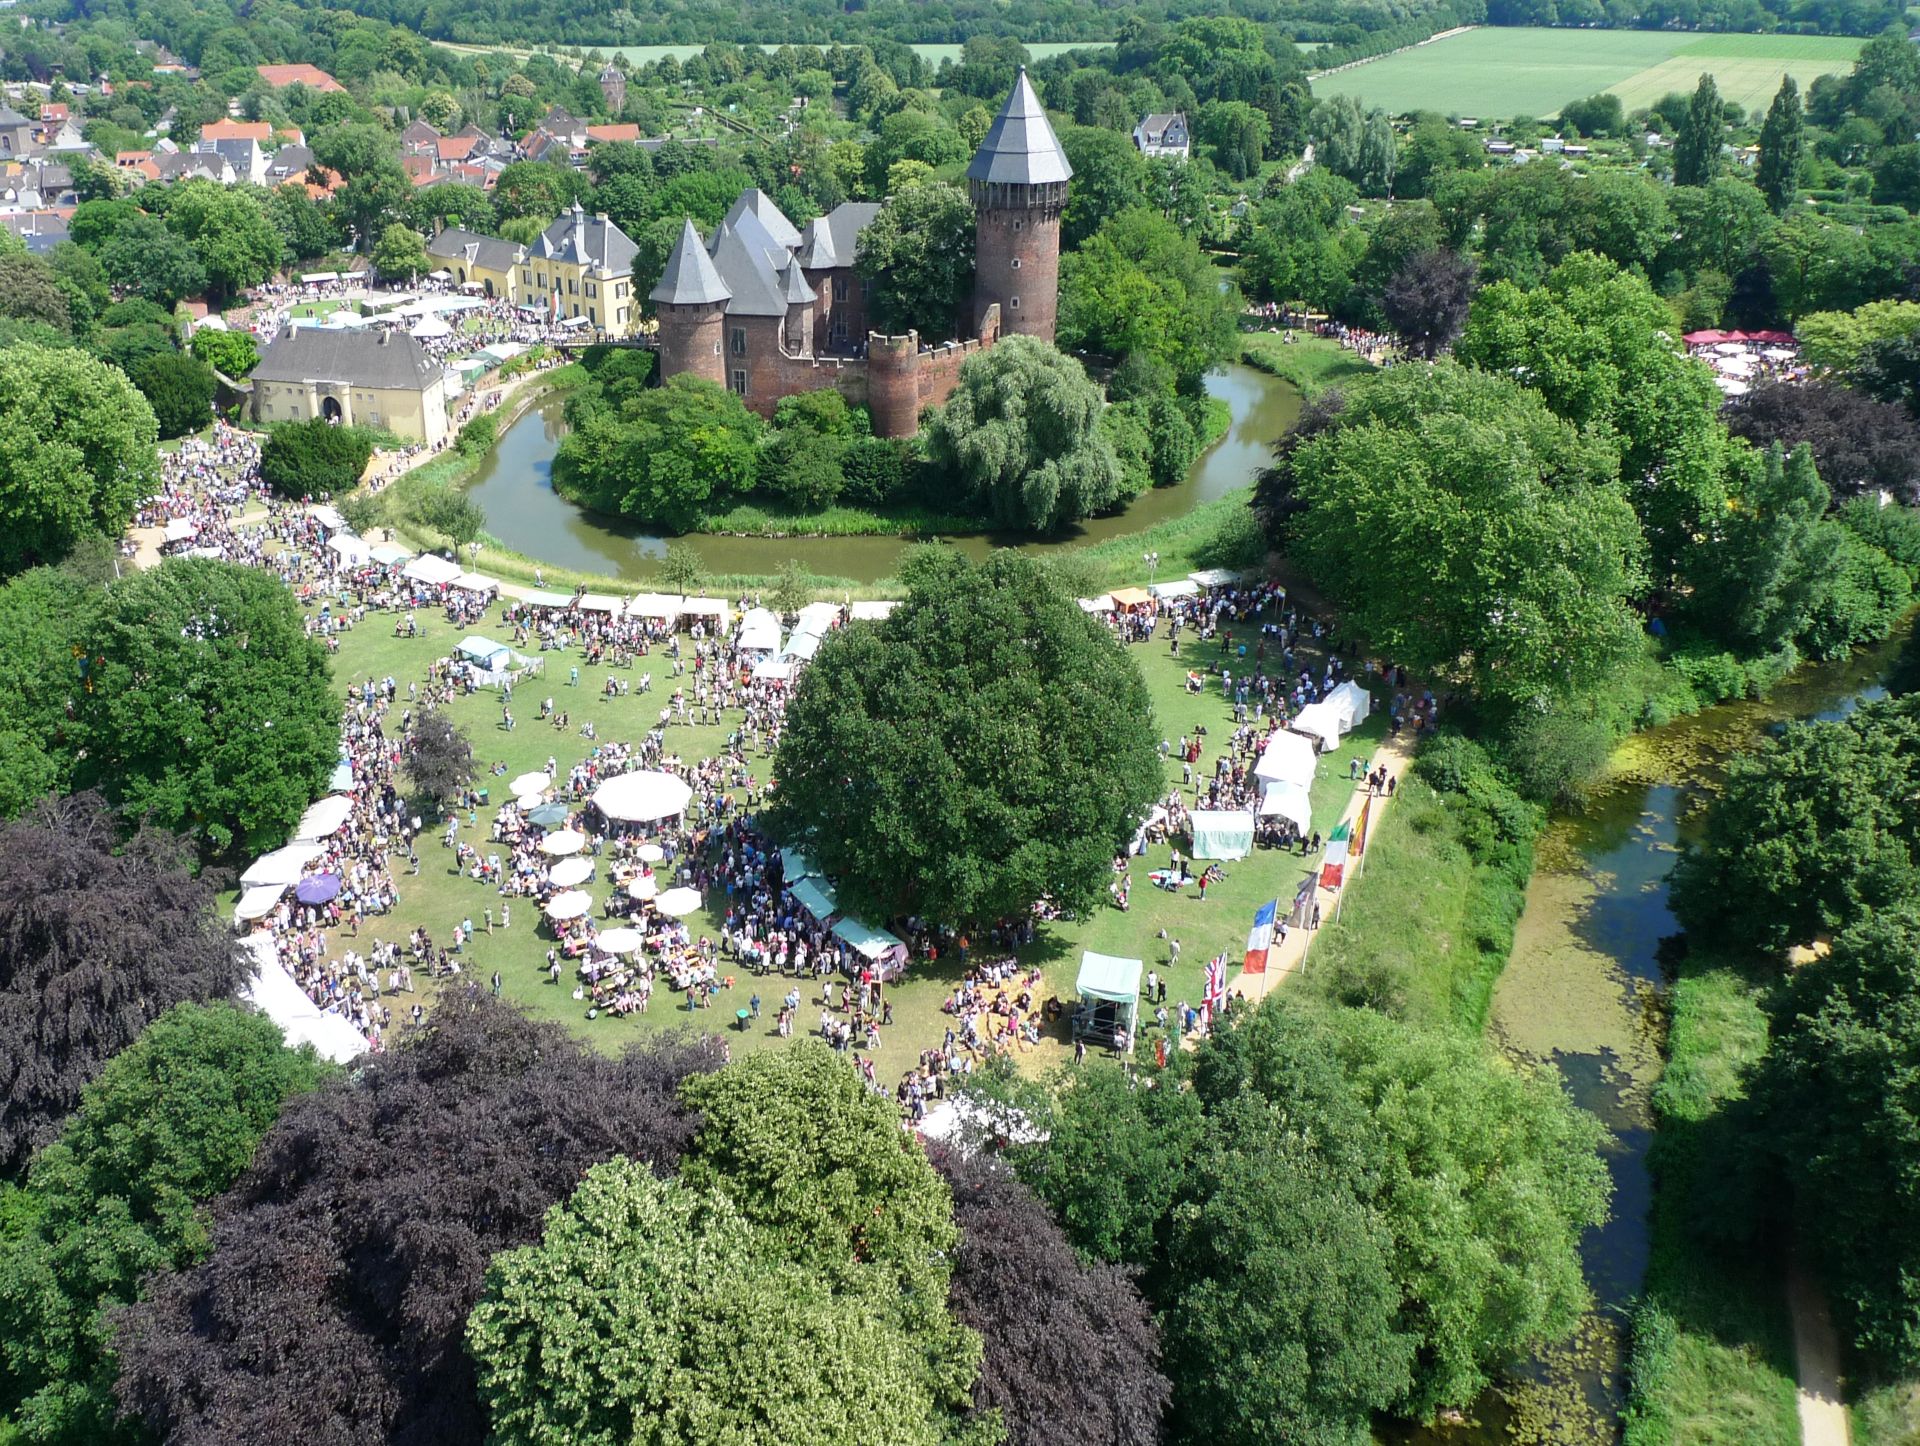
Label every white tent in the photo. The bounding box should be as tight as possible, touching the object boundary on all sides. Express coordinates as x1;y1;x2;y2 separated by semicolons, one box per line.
1327;680;1372;731
450;572;499;594
849;600;898;621
458;634;511;671
655;886;702;917
1190;809;1256;860
594;927;646;954
1188;568;1243;588
549;856;594;887
308;504;347;531
327;533;372;566
592;770;692;822
240;842;327;887
1076;595;1114;614
239;935;367;1063
679;597;731;628
234;883;286;921
510;770;550;798
793;601;841;634
410;315;453;340
752;658;796;682
1258;780;1312;835
576;593;623;613
1253;729;1318;789
1149;579;1200;600
627;592;682;622
293;794;355;842
539;828;587;856
162;518;198;543
736;607;781;652
545;889;592;919
1290;700;1346;752
519;590;576;610
402;554;462;586
780;630;822;662
370;543;413;565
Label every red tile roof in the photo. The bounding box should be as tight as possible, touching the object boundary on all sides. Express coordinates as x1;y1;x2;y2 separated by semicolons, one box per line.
256;63;345;94
585;123;640;143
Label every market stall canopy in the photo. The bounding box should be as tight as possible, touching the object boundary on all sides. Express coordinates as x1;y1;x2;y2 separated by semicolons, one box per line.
779;847;818;880
792;876;838;920
592;770;692;822
308;504;347;531
1257;779;1312;834
1253;728;1318;789
1326;680;1372;730
327;533;371;565
370;543;413;566
239;935;366;1063
637;843;664;862
752;659;796;682
1076;951;1143;1006
539;828;587;856
1290;699;1345;751
678;598;731;627
519;589;575;609
1076;595;1114;613
1190;809;1256;861
1108;587;1152;610
627;592;682;621
234;884;286;921
594;927;645;954
293;794;355;842
780;631;822;662
793;601;841;634
240;842;327;888
655;886;702;917
832;916;904;961
450;572;499;594
328;759;354;792
849;600;897;621
737;607;781;652
1149;579;1199;600
510;770;551;797
576;593;623;613
549;857;594;887
410;315;452;340
1188;568;1244;588
162;518;198;543
402;554;462;586
458;635;511;669
544;889;592;919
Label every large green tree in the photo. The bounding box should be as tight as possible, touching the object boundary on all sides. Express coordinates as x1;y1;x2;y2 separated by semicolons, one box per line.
469;1158;967;1446
161;181;283;300
1671;694;1920;954
77;560;336;857
1756;74;1805;214
766;549;1160;924
97;214;206;309
1059;208;1238;392
925;337;1126;532
0;345;157;577
0;570;99;817
1673;73;1723;187
1278;364;1646;706
853;180;976;341
258;419;374;498
553;375;762;531
0;1003;327;1446
131;351;216;440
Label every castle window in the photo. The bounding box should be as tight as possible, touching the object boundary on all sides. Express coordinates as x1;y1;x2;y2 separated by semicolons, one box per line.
1013;219;1023;231
1010;296;1021;309
833;277;848;302
731;369;747;395
730;328;747;356
1011;258;1021;270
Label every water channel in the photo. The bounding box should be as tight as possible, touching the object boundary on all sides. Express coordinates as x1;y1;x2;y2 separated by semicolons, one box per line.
464;362;1301;584
1400;626;1909;1444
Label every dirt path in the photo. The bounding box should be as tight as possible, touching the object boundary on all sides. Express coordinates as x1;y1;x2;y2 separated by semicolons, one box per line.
1789;1257;1852;1446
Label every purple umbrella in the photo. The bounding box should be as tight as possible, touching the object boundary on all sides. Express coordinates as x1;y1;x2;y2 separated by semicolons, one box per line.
295;873;342;904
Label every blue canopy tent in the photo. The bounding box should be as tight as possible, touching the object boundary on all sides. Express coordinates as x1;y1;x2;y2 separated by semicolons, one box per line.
791;876;838;920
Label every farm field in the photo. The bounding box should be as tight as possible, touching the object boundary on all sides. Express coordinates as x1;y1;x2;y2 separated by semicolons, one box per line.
601;40;1109;64
1312;26;1862;119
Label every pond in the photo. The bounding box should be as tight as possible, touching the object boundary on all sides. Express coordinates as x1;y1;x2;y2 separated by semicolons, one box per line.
463;362;1301;584
1393;626;1909;1444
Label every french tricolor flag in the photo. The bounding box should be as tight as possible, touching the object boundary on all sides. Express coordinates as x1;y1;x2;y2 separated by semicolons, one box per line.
1243;899;1278;975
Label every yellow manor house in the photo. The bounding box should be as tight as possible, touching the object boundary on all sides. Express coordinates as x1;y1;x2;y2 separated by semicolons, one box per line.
248;328;451;445
426;202;642;337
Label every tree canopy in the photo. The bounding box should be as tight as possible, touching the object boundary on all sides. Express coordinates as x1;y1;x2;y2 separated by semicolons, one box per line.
0;345;157;577
113;1001;721;1446
554;374;762;531
0;794;245;1179
0;1003;328;1446
76;560;337;858
854;181;977;342
766;549;1160;925
1273;363;1647;707
1059;207;1238;391
925;337;1126;533
258;419;375;498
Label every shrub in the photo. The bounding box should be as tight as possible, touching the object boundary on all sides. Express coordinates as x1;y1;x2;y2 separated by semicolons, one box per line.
258;419;375;499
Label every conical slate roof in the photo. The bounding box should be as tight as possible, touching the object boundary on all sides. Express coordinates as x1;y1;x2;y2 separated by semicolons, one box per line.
650;218;730;306
794;217;837;269
966;67;1072;187
724;187;802;250
779;257;817;304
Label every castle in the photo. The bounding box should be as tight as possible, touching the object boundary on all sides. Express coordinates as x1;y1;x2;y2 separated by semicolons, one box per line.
650;68;1071;439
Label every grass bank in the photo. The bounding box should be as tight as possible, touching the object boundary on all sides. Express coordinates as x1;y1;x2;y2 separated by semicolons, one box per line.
1623;959;1799;1446
1238;332;1374;397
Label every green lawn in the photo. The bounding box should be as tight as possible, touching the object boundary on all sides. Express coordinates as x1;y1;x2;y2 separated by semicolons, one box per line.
1239;333;1376;397
293;586;1385;1075
1311;26;1860;119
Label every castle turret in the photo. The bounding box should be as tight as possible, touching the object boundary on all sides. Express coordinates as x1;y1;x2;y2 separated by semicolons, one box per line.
967;68;1071;344
650;219;730;386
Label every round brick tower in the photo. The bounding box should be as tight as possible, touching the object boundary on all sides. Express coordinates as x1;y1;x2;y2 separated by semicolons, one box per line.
968;68;1072;345
867;331;922;439
649;219;730;386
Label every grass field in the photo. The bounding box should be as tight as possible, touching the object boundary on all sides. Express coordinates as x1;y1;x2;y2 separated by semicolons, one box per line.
279;584;1385;1079
597;40;1108;65
1312;26;1862;119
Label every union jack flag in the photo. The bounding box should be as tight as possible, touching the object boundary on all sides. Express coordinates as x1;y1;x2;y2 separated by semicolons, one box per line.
1203;953;1226;1011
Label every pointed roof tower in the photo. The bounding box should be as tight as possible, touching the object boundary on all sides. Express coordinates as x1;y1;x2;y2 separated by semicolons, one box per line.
794;217;838;269
779;257;817;305
724;187;802;250
966;68;1072;187
650;219;731;306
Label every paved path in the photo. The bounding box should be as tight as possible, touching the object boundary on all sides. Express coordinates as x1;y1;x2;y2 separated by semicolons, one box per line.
1234;723;1416;1003
1788;1257;1852;1446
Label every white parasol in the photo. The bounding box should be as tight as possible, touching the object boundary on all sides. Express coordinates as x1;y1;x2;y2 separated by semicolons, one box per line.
591;770;693;823
539;829;586;856
594;927;645;954
627;874;658;901
544;889;592;920
549;857;594;887
637;843;665;862
511;771;550;798
655;886;702;917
